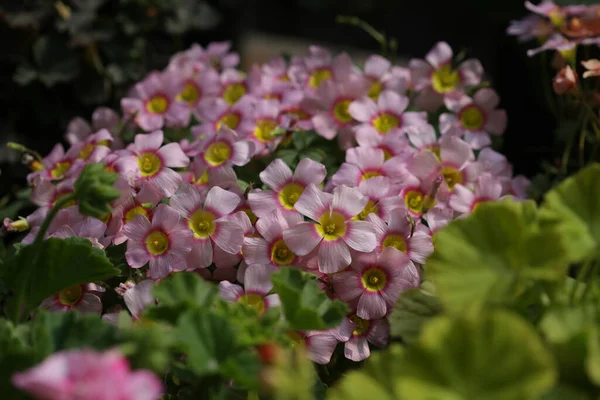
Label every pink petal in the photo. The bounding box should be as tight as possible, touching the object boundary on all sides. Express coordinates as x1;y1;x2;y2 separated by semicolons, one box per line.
231;140;255;166
244;264;275;294
248;190;279;218
308;334;338;364
344;336;370;361
343;220;376;253
242;237;271;266
260;159;293;191
425;41;453;68
318;240;351;273
294;158;327;187
134;130;163;152
407;227;434;264
124;280;155;319
364;55;391;79
485;110;507;135
348;97;378;122
440;136;472;168
459;59;484;86
284;222;323;256
331;163;362;187
332;185;368;218
151;167;183;197
408;151;440;181
157;142;189;168
312;113;338;139
367;319;390;347
205;186;241;217
187;238;213;268
122;215;151;241
473;88;500;110
126;241;150;268
295;184;332;221
75;293;102;314
332;271;362;301
219;281;244;301
377;90;408;113
170;184;203;217
357;294;387;319
213;220;244;254
213;245;242;269
152;204;181;232
387;208;412;236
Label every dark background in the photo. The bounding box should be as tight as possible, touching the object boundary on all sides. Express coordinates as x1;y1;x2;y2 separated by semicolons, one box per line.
0;0;555;197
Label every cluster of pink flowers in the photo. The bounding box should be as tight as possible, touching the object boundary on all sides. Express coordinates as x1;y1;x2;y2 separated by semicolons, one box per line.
508;1;600;57
7;40;528;374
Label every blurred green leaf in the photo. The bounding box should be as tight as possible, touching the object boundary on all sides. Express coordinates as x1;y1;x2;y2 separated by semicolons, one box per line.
1;237;119;322
426;199;569;312
271;268;348;330
540;163;600;263
389;288;443;344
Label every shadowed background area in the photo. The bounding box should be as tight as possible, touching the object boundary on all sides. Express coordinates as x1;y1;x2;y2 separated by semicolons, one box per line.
0;0;554;198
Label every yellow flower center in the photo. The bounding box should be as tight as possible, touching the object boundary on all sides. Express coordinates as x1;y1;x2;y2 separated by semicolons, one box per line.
145;230;169;255
216;112;240;130
333;99;353;124
361;170;382;181
278;183;304;210
308;68;332;89
58;284;83;306
271;239;296;265
239;293;265;315
431;64;460;94
382;234;407;253
441;166;463;191
189;210;216;239
78;143;95;160
430;145;441;160
125;206;149;223
354;200;378;221
405;190;424;214
460;106;485;131
222;83;246;105
316;211;347;241
177;82;200;105
204;141;232;167
350;314;371;336
373;113;400;134
549;9;565;27
137;152;162;177
195;170;209;185
51;161;71;179
254;119;279;143
361;267;388;292
368;80;383;100
145;95;169;114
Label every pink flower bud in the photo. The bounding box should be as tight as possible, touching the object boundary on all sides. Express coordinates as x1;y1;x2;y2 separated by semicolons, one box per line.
553;66;578;95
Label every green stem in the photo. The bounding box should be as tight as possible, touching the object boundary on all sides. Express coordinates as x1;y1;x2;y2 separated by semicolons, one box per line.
7;142;43;162
570;258;593;305
336;15;388;55
580;261;598;303
540;52;559;118
32;193;76;249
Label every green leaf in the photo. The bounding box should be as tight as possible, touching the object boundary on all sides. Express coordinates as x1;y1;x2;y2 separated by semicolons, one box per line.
395;310;557;400
176;309;237;375
29;311;119;359
539;384;592;400
425;199;569;311
119;322;174;373
389;288;443;344
540;163;600;262
0;320;36;400
1;237;119;321
145;272;218;324
271;268;349;330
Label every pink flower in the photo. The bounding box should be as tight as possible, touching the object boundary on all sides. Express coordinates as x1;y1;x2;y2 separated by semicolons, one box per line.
409;41;483;111
283;184;376;273
213;210;254;270
422;206;454;234
122;204;193;279
193;95;255;137
333;248;419;320
440;88;507;149
243;209;304;268
68;129;114;164
65;107;121;146
310;76;369;140
199;41;240;70
245;99;283;154
340;315;389;362
196;127;255;171
28;143;85;183
288;46;354;92
582;59;600;78
127;130;189;197
449;173;504;215
170;64;221;119
368;209;434;264
332;147;412;189
507;175;531;199
247;64;294;101
121;72;191;131
362;54;409;99
553;65;579;94
219;264;280;315
12;349;163;400
477;147;513;178
287;330;344;364
349;90;427;147
248;158;327;219
408;136;480;197
104;280;155;325
169;185;244;269
218;68;248;105
352;176;406;222
40;283;105;314
507;14;554;42
278;89;314;131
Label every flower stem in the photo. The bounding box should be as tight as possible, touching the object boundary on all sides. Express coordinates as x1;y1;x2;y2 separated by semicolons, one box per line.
570;258;593;305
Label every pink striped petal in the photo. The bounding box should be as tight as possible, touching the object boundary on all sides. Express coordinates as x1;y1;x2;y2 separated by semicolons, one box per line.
426;42;453;68
242;237;270;266
75;293;102;314
294;158;327;187
124;243;148;268
318;240;351;273
377;91;408;113
343;220;376;252
124;280;155;319
205;186;241;217
332;271;362;301
152;204;180;232
332;185;367;218
212;220;244;254
213;245;242;269
331;163;362;187
244;264;275;294
348;97;378;122
231;140;255;166
248;190;279;218
170;184;203;217
357;294;387;320
260;159;293;191
157;143;189;168
364;55;391;79
134;130;163;152
219;281;244;301
187;238;213;268
295;184;332;221
367;318;390;347
440;136;472;168
308;334;338;364
345;336;370;361
151;167;182;197
122;215;151;242
283;222;323;256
